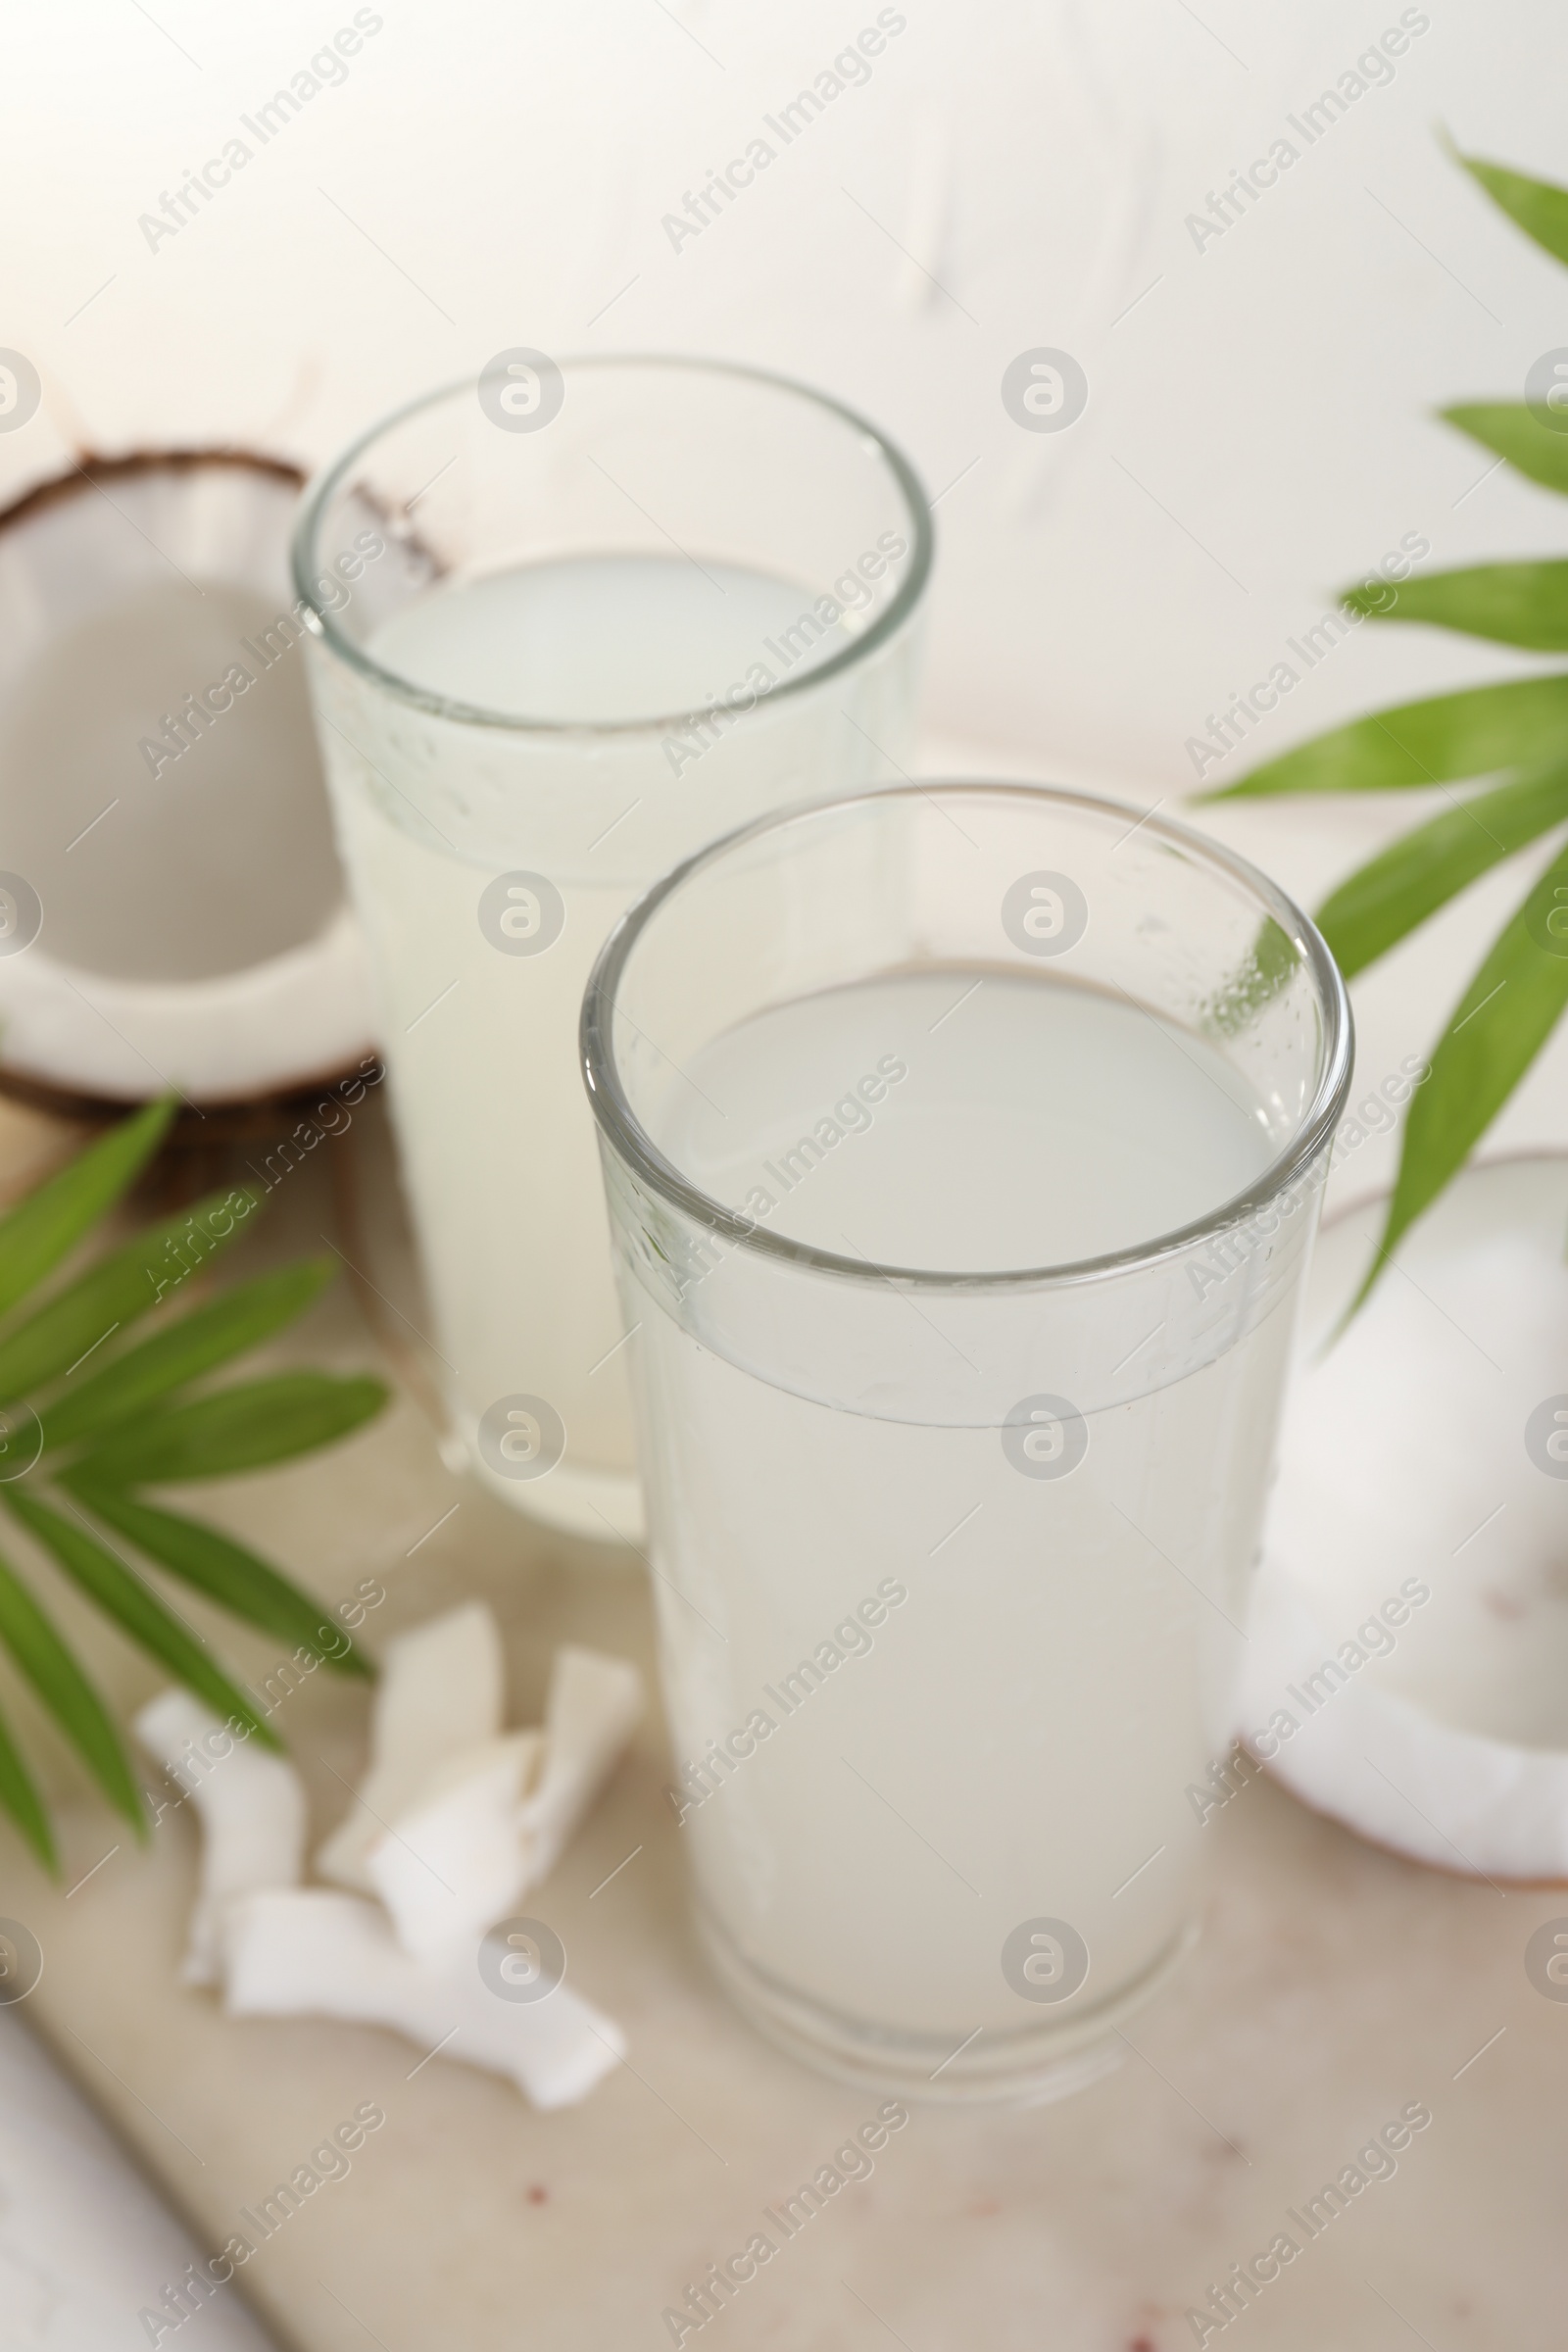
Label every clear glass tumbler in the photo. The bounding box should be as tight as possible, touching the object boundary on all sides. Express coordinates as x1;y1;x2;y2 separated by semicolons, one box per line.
291;358;930;1540
582;781;1351;2102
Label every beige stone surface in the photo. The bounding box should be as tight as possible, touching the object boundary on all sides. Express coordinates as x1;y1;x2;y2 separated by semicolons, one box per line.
11;1570;1568;2352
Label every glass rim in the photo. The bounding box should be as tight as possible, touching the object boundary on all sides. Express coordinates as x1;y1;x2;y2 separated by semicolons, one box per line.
289;353;934;738
580;779;1354;1295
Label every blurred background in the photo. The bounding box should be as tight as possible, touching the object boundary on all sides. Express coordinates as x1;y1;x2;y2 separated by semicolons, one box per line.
4;0;1565;791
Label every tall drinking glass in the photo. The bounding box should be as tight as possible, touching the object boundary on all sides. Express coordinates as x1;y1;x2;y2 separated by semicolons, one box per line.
292;359;930;1539
582;782;1351;2101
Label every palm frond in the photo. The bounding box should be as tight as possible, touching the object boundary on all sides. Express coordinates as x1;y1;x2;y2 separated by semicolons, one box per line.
0;1103;387;1861
1216;142;1568;1302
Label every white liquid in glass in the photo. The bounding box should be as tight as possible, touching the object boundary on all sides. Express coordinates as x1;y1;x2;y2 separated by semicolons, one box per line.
370;552;853;719
637;970;1291;2046
334;553;863;1535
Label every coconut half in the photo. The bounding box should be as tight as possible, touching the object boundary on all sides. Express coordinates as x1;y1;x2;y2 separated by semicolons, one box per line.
1237;1153;1568;1882
0;451;373;1120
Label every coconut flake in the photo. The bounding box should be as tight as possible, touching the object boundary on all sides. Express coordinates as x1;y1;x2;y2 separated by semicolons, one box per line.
223;1888;624;2110
517;1645;644;1890
152;1607;636;2103
366;1731;544;1965
134;1690;306;1986
316;1600;505;1892
362;1645;642;1962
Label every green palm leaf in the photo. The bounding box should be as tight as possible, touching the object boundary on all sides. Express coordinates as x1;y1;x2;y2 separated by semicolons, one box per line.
1342;561;1568;651
1207;674;1568;800
1444;404;1568;498
1358;842;1568;1298
1457;150;1568;269
0;1100;172;1323
0;1693;55;1872
0;1099;386;1858
0;1187;261;1407
4;1490;276;1747
68;1373;387;1487
0;1546;143;1834
67;1486;371;1677
1316;759;1568;978
1216;142;1568;1312
43;1259;335;1449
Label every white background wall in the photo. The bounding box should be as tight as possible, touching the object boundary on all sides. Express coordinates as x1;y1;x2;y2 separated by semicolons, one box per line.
3;0;1566;797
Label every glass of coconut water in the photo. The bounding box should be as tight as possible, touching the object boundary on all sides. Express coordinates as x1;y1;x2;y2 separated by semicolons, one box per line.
581;781;1351;2102
292;359;930;1540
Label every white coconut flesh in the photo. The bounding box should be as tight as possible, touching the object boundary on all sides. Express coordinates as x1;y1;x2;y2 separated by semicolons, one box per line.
223;1887;625;2110
1239;1153;1568;1880
365;1730;544;1965
127;1600;642;2106
320;1604;643;1965
0;460;373;1101
133;1686;307;1987
315;1598;506;1892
